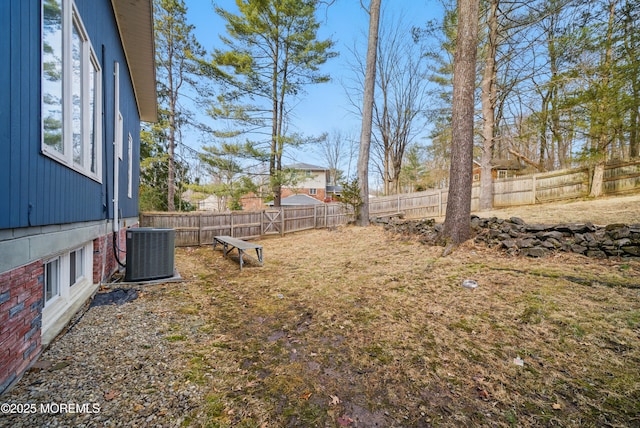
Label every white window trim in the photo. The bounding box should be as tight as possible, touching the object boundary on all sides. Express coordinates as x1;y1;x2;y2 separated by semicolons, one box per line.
44;256;61;308
42;242;93;333
41;0;103;183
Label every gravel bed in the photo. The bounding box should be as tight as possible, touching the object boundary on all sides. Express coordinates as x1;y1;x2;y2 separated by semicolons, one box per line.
0;283;208;427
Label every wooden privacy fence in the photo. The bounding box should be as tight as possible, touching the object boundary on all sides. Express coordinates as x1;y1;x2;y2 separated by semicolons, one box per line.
368;160;640;217
140;204;352;247
141;160;640;247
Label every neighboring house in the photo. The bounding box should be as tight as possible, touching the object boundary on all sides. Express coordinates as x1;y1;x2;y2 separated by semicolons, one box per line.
472;159;523;182
181;190;226;212
283;163;342;202
0;0;156;395
198;195;225;211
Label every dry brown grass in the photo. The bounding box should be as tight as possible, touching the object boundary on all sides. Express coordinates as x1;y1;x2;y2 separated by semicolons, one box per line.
161;196;640;427
468;193;640;225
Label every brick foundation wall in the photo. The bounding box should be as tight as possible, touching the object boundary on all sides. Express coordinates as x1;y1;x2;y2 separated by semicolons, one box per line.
0;226;133;395
0;260;43;394
92;228;128;284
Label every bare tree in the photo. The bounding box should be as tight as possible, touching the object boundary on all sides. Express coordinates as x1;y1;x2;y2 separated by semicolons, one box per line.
372;15;429;195
442;0;480;247
317;129;358;186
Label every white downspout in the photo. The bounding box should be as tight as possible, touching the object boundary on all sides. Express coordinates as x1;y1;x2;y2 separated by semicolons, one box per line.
113;62;120;233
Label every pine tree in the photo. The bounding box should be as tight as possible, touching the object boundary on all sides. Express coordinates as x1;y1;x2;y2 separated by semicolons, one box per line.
206;0;336;207
153;0;205;211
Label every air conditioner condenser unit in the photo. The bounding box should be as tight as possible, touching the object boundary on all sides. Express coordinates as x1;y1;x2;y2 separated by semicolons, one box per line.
124;228;175;282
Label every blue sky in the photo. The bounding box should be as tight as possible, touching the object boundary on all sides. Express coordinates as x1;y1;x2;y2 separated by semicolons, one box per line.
183;0;443;168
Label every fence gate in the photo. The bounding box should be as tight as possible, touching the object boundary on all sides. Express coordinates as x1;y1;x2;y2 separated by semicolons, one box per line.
262;209;282;235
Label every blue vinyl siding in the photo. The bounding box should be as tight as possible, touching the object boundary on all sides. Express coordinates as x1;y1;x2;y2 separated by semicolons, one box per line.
0;0;10;227
0;0;142;229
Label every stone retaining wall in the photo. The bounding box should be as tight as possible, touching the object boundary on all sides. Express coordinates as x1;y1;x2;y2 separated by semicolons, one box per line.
383;216;640;259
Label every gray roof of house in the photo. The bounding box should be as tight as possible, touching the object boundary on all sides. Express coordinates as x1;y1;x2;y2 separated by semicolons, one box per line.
268;194;324;206
285;163;327;171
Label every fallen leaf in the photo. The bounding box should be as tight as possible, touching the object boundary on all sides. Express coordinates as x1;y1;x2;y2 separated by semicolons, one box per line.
300;391;312;400
329;394;341;405
552;403;562;410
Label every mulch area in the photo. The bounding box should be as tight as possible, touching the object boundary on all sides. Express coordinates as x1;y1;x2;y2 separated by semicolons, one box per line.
0;282;210;427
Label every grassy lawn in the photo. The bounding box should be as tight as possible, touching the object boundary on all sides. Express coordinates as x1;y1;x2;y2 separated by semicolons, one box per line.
165;224;640;427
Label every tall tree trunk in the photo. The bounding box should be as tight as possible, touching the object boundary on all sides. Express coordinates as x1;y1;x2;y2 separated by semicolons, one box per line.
589;0;616;198
271;44;281;207
357;0;381;226
443;0;480;246
625;0;640;158
479;0;498;211
167;77;176;211
538;89;551;171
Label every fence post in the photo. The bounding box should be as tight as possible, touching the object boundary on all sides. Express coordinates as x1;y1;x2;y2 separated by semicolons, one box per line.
314;205;318;228
438;190;443;217
324;204;328;227
260;210;264;236
281;207;285;236
230;212;235;237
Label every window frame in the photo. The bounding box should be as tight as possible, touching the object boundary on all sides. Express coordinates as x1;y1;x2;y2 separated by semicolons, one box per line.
68;246;85;287
44;257;61;306
41;0;103;182
43;243;91;308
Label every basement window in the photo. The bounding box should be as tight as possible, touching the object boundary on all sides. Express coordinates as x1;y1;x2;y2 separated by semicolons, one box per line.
43;243;91;307
44;258;60;305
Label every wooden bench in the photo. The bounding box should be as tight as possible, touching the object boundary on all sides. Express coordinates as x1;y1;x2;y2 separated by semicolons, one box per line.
213;236;263;271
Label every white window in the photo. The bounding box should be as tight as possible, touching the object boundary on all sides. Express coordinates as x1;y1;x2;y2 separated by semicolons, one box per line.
44;258;60;305
42;242;95;343
69;247;84;286
44;244;90;307
309;188;317;195
42;0;102;182
497;170;508;179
